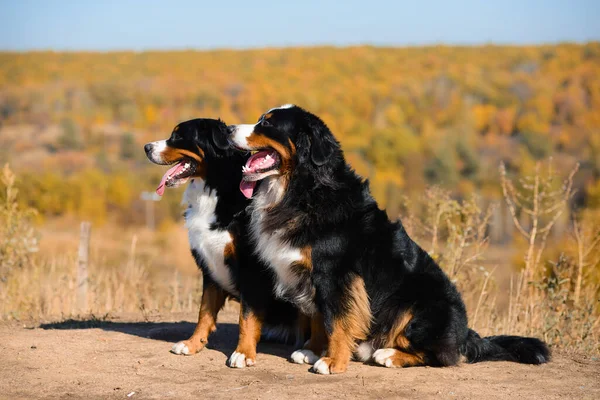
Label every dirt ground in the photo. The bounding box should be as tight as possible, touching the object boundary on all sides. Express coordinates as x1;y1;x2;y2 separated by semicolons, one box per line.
1;307;598;400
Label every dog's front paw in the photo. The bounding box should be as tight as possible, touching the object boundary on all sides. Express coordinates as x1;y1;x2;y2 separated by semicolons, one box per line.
171;339;206;356
312;357;347;375
291;349;319;365
227;351;256;368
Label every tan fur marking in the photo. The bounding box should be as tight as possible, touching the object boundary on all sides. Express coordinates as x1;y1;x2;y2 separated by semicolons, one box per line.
341;276;371;342
178;283;226;354
304;312;328;355
293;246;312;271
159;147;206;179
246;133;294;175
173;125;179;131
223;241;236;260
234;306;263;362
387;349;426;367
396;334;411;350
322;320;353;373
323;276;372;374
161;147;203;164
263;113;273;120
288;138;297;160
384;310;414;350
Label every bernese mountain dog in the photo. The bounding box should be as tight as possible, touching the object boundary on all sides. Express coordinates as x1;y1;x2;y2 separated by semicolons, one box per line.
144;118;308;368
227;104;550;375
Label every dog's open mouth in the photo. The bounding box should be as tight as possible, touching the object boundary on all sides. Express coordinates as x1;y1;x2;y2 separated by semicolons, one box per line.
156;158;197;196
240;149;281;199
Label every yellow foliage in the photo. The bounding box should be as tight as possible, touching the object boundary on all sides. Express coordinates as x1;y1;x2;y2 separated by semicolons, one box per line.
383;104;406;128
472;104;496;133
107;176;133;208
0;44;598;225
144;104;158;125
371;167;405;209
516;111;550;134
494;107;517;135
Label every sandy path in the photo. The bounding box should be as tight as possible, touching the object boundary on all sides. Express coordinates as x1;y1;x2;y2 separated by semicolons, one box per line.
1;309;598;400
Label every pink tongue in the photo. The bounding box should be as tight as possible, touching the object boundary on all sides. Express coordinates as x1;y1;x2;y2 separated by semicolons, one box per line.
240;180;257;199
156;162;186;196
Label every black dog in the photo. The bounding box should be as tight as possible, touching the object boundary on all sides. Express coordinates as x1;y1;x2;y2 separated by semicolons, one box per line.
144;118;308;368
227;105;550;374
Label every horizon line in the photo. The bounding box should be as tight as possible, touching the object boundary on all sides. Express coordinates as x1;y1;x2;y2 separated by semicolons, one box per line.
1;40;598;53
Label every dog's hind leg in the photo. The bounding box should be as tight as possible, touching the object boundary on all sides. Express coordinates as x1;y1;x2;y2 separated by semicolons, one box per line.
312;276;371;375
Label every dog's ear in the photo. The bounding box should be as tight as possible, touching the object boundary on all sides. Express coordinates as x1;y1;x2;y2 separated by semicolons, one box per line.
305;113;336;166
212;119;230;150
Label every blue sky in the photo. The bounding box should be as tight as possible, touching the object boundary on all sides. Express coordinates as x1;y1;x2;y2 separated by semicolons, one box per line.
1;0;599;51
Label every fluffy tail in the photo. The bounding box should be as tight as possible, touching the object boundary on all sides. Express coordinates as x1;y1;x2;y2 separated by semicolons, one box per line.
462;329;550;365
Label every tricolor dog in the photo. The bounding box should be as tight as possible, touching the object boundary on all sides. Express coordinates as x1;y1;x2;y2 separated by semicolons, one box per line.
227;105;550;374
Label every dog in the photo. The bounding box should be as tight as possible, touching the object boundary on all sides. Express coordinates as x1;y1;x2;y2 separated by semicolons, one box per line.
227;104;550;374
144;118;308;368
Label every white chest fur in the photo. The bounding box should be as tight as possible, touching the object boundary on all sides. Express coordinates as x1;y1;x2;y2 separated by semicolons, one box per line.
249;178;314;312
183;180;237;295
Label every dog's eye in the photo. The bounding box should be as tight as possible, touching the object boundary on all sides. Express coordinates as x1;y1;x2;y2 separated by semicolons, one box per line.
261;119;272;127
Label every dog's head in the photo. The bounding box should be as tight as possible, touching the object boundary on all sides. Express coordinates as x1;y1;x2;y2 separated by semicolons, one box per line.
227;104;340;199
144;118;231;196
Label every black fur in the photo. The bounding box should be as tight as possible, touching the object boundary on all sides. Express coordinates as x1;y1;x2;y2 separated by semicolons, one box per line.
229;106;550;368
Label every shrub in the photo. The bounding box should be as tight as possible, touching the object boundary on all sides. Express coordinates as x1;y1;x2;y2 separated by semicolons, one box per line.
0;164;39;282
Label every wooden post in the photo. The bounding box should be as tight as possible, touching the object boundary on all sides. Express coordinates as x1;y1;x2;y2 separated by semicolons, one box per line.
128;234;138;270
77;221;91;314
171;270;180;313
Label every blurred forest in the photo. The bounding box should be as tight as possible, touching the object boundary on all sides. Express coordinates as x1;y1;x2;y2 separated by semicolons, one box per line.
1;44;600;230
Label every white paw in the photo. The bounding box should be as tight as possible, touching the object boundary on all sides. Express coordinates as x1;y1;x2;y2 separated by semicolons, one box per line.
312;358;331;375
227;351;255;368
373;348;396;368
291;349;319;365
171;341;190;355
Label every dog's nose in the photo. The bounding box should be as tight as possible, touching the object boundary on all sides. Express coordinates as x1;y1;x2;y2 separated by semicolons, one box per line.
226;125;235;135
144;143;153;154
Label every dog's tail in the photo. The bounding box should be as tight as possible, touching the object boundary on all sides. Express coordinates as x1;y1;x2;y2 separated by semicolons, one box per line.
461;329;550;365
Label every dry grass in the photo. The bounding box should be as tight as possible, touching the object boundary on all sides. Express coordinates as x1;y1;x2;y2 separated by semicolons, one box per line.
0;232;205;321
0;164;204;320
498;160;599;354
402;160;599;355
1;162;599;355
0;164;39;282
